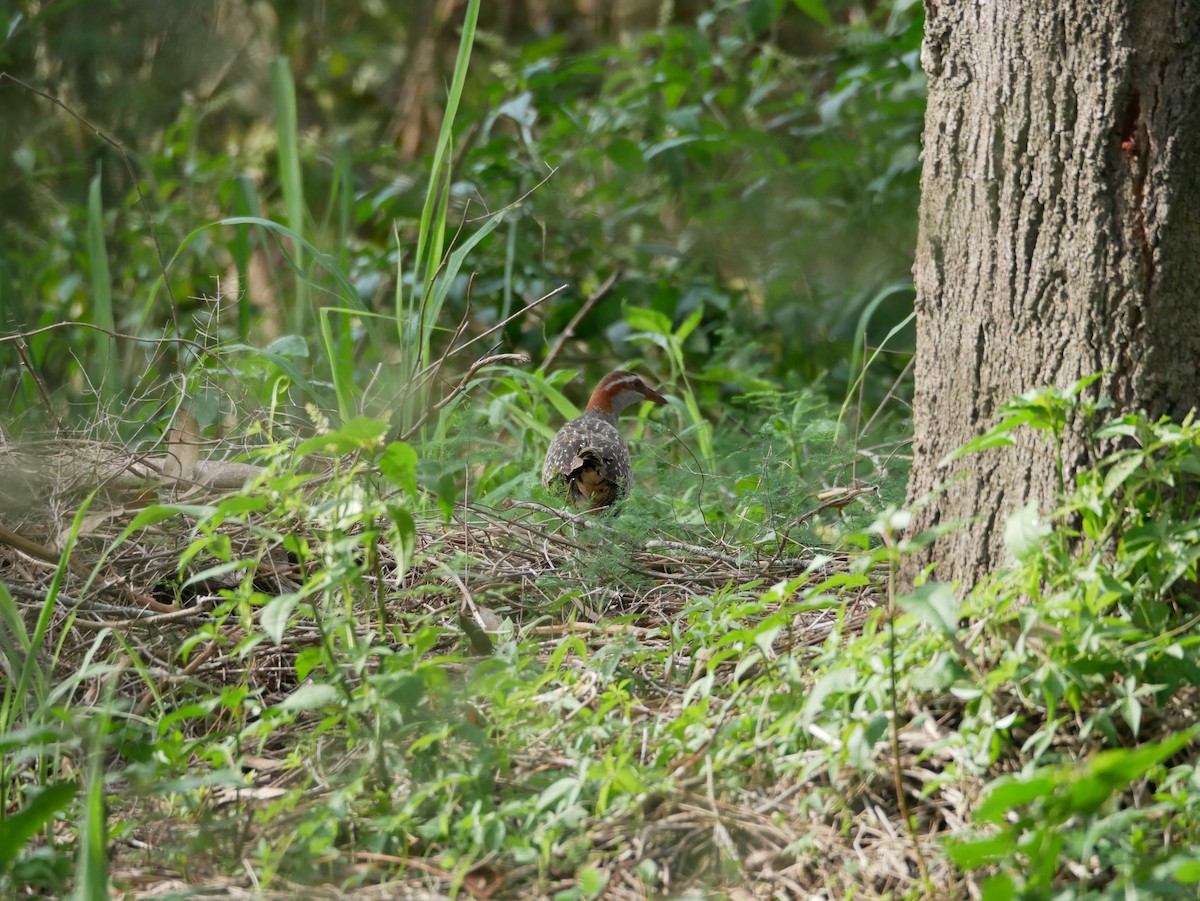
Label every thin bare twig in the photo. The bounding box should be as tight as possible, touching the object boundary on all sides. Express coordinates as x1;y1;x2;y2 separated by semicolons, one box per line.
420;270;477;405
415;283;569;384
542;269;621;371
399;352;531;441
465;164;560;223
0;321;242;383
12;339;61;430
883;530;933;893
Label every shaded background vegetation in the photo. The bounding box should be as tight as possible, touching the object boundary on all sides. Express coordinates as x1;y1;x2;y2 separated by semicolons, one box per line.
0;0;924;436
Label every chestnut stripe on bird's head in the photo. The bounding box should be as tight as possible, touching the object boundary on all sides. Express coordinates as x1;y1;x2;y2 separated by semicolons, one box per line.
586;371;668;414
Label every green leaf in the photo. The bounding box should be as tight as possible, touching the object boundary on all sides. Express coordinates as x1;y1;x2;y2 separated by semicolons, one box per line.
76;747;108;901
1176;859;1200;883
974;775;1058;823
1068;727;1199;810
644;135;703;159
264;334;309;358
1101;451;1145;498
938;431;1016;467
578;865;607;897
897;582;959;638
944;831;1015;868
0;725;64;755
378;441;419;496
790;0;833;26
226;340;321;403
294;647;324;682
388;506;417;578
0;781;78;867
606;138;644;171
980;872;1017;901
623;306;673;336
260;592;302;645
675;306;704;342
277;683;342;712
296;416;389;456
938;417;1029;466
1003;501;1050;560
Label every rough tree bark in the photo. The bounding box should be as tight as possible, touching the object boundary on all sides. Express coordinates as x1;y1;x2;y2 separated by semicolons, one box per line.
904;0;1200;588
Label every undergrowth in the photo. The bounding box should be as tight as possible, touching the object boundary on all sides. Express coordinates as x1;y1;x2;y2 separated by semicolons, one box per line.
6;363;1200;899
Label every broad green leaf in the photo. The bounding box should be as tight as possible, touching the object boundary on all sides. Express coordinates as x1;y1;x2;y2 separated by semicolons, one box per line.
0;781;78;866
1003;501;1050;560
897;582;959;638
944;831;1015;868
1101;451;1145;498
623;306;673;336
1176;859;1200;883
579;865;606;897
980;873;1017;901
606;138;644;171
260;592;302;645
264;334;309;357
277;682;341;712
378;441;419;496
790;0;833;26
675;306;704;342
973;775;1057;823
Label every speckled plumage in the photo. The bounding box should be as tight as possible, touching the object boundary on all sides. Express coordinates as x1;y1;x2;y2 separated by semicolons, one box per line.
542;371;667;512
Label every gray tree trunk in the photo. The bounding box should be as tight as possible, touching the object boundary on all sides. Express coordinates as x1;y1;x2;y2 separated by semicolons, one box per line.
904;0;1200;588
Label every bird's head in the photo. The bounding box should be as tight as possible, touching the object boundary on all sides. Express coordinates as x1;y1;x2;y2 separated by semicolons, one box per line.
585;370;668;416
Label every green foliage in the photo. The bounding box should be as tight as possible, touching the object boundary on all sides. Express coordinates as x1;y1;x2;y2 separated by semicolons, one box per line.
6;356;1200;897
924;390;1200;898
1;0;924;435
29;3;1200;899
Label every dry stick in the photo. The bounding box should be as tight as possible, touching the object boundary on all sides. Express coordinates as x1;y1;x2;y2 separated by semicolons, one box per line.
465;164;560;224
0;523;61;564
0;322;242;383
399;352;530;441
412;283;568;385
0;74;181;341
417;270;478;415
134;632;223;715
502;499;596;528
768;486;881;568
349;852;472;896
882;531;933;893
12;339;61;430
542;269;621;371
393;287;562;437
643;539;744;566
432;354;530;414
860;353;916;438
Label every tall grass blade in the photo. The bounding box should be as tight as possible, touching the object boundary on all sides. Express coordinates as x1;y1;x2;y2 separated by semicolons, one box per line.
231;174;261;341
73;685;112;901
0;581;42;735
269;56;309;331
396;0;482;436
11;496;92;716
837;308;916;436
86;166;116;401
413;0;481;297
